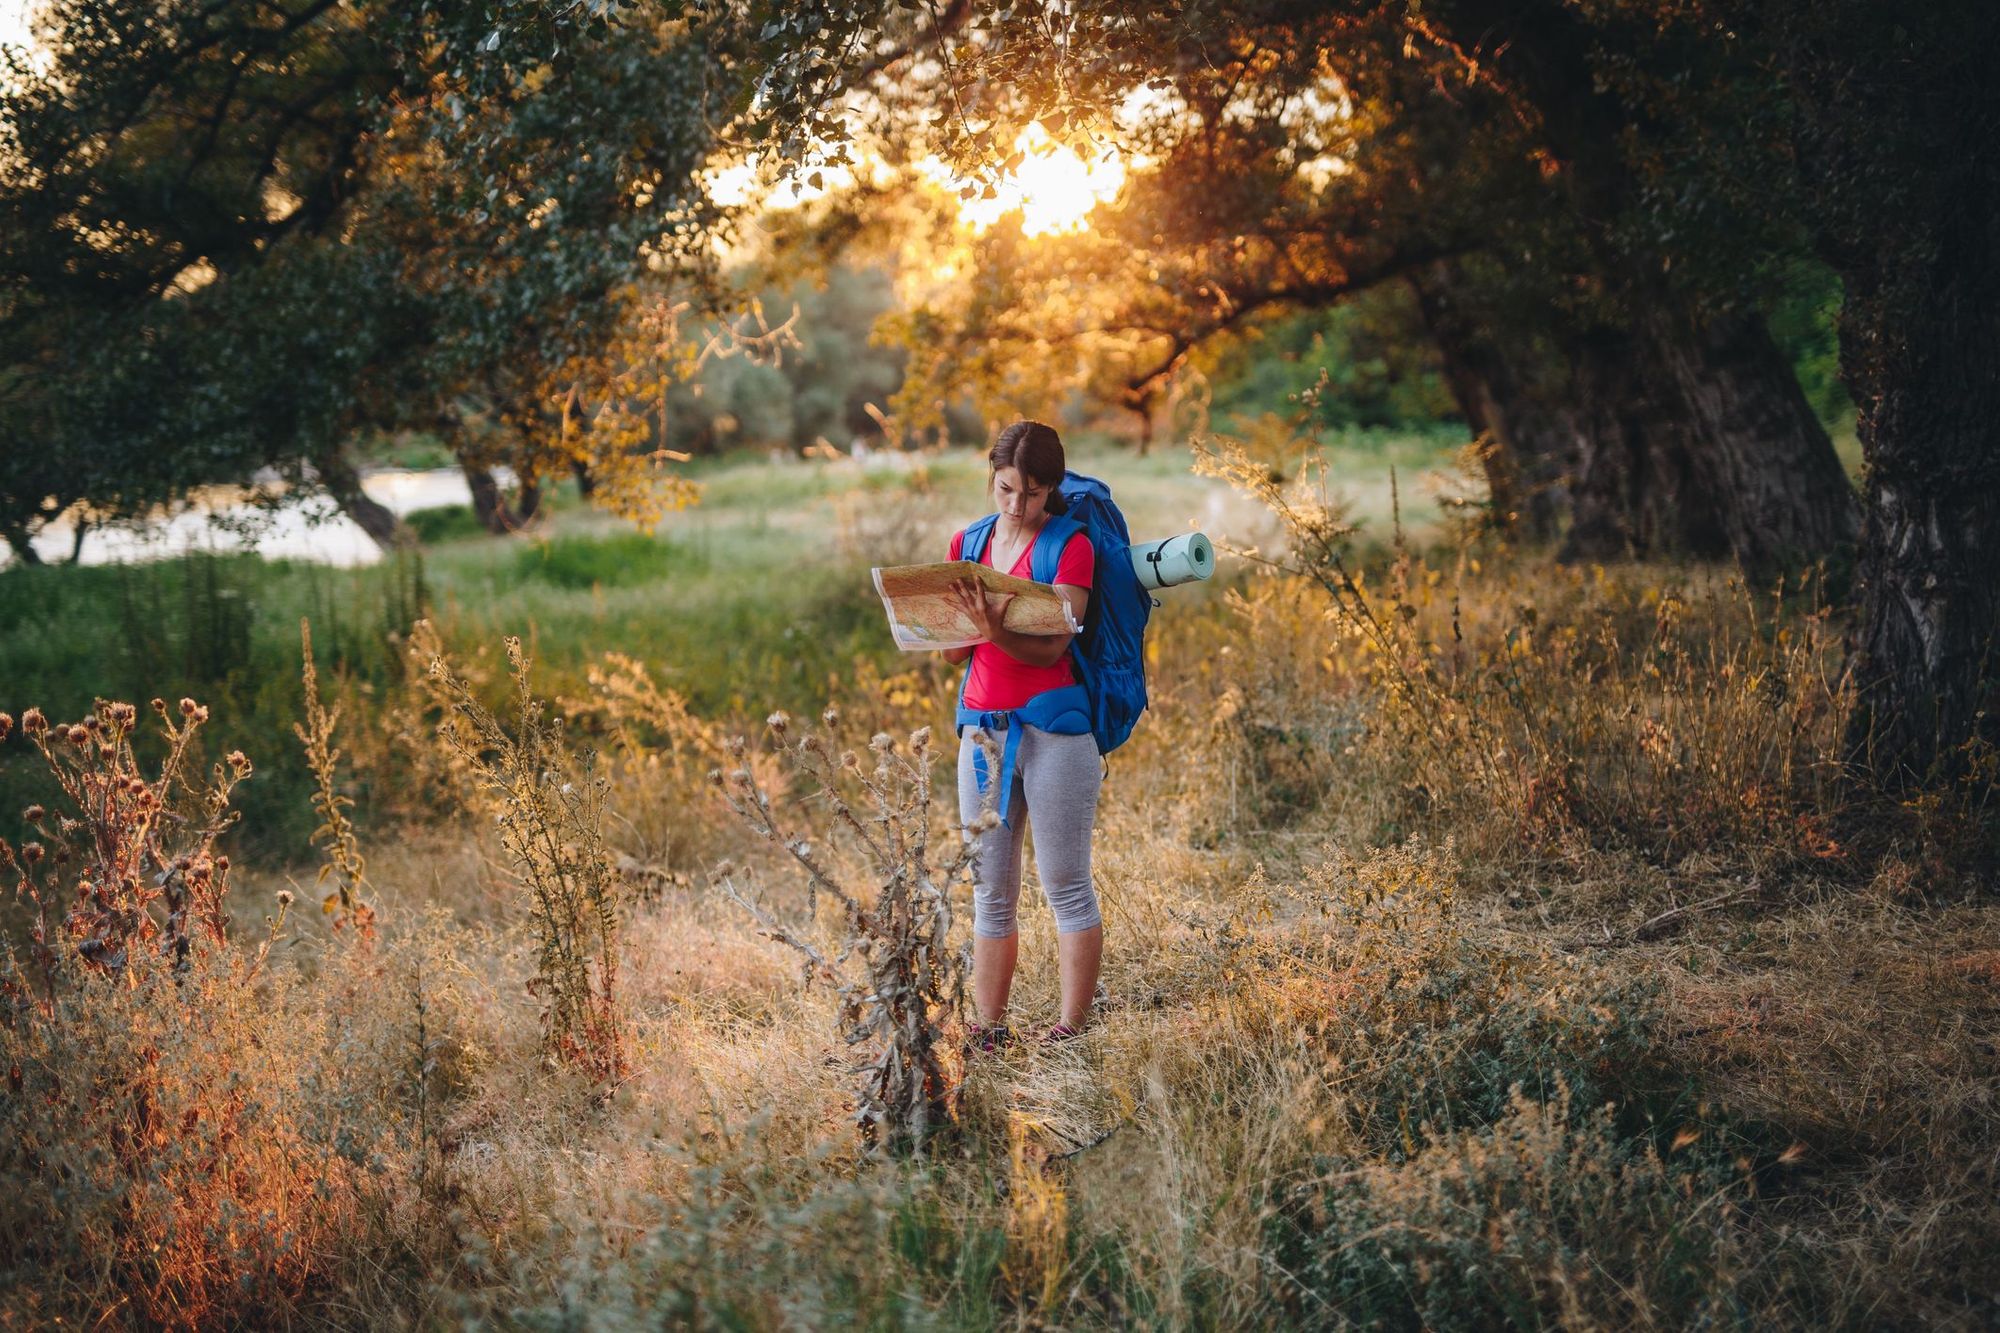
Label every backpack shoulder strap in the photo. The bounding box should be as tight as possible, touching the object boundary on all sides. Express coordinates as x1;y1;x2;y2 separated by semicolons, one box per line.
960;513;1001;565
954;514;1001;724
1028;516;1084;585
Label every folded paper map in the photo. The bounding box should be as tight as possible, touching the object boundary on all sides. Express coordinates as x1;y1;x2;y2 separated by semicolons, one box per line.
872;559;1081;651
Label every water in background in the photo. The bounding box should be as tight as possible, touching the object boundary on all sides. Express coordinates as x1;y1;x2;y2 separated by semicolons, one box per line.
1;469;504;569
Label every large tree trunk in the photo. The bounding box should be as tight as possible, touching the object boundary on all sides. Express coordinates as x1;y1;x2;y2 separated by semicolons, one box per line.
464;463;542;534
1412;263;1843;565
1843;299;2000;781
1560;324;1730;561
1770;0;2000;781
315;449;410;549
1427;0;1857;571
1644;304;1860;570
1564;305;1858;568
1410;267;1576;540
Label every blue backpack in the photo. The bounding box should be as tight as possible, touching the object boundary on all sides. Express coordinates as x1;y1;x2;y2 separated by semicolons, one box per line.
956;471;1152;822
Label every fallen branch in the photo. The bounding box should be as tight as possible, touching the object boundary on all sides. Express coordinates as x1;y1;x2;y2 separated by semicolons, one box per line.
1577;886;1758;949
1048;1122;1123;1164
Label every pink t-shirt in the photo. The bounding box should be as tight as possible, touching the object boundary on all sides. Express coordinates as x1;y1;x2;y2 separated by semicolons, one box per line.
949;523;1096;710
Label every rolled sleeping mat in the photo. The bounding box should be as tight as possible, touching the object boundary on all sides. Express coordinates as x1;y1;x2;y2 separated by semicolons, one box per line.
1129;532;1214;590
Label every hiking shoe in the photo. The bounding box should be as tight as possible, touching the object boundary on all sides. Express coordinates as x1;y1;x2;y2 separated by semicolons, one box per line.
1041;1023;1085;1046
966;1022;1014;1054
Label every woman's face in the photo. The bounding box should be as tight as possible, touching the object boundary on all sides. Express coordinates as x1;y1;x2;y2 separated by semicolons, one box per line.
992;466;1052;525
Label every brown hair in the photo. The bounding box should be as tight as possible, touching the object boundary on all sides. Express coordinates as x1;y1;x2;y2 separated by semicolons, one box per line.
988;420;1070;515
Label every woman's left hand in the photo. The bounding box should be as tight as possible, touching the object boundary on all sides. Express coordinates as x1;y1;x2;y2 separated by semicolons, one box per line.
951;578;1013;641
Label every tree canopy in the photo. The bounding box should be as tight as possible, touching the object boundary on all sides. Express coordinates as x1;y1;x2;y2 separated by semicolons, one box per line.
0;0;744;553
745;0;1991;781
4;0;1994;783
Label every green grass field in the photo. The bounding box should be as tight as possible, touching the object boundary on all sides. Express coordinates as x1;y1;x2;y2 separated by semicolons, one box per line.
0;429;1458;857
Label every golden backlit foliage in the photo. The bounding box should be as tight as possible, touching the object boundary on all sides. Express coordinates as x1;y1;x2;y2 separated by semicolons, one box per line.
491;290;804;530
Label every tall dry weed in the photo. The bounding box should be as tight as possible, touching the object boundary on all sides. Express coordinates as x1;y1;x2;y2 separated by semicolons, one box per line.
0;702;352;1329
295;618;376;939
421;635;627;1084
714;710;975;1154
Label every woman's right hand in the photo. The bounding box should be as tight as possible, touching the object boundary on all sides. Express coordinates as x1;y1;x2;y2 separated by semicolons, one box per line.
951;578;1014;642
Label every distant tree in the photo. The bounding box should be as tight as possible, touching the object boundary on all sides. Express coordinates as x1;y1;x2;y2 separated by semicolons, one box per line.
638;260;982;458
0;0;738;554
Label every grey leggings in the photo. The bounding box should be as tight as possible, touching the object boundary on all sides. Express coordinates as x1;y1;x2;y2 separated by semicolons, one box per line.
958;724;1104;939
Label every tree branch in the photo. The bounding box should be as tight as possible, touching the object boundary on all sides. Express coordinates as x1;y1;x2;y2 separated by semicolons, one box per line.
852;0;973;83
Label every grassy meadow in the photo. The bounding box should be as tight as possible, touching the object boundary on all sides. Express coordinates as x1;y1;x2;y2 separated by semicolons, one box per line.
1;429;1995;1329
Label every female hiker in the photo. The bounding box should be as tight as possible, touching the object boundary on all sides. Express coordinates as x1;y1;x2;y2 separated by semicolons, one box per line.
944;420;1102;1049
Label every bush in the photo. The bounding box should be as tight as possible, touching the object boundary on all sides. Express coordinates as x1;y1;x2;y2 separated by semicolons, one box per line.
404;502;486;545
511;529;691;590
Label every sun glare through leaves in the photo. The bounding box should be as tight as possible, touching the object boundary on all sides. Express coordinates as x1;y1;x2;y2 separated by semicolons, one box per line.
937;124;1127;236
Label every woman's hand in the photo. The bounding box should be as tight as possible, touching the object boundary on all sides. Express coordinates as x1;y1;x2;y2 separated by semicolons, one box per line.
951;578;1014;642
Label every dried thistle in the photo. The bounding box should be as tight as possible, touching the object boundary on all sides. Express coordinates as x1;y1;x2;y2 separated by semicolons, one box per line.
1;695;244;999
715;710;988;1156
293;619;375;942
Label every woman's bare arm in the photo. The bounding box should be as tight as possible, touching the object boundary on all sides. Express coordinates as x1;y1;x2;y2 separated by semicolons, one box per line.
949;580;1089;669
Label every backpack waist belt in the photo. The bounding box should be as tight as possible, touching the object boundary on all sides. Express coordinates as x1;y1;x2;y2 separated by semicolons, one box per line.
956;683;1091;828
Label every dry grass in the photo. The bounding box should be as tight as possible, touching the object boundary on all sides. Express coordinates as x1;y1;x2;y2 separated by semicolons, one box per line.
2;439;1995;1327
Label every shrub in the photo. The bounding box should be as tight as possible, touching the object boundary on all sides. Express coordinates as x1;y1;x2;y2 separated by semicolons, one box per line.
0;550;427;860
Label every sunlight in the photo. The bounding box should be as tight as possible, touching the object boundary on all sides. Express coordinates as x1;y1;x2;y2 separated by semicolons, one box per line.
0;5;48;99
0;1;30;47
938;123;1126;236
